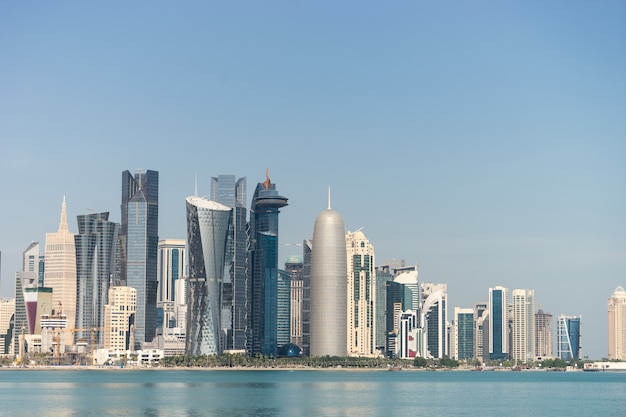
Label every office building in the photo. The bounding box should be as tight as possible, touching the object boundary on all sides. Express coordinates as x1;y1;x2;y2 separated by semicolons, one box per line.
121;169;159;348
14;242;40;356
454;307;475;360
489;286;509;361
277;269;291;348
210;175;248;351
75;212;120;344
608;286;626;360
397;310;419;359
0;298;15;355
301;240;312;355
104;286;137;351
157;239;186;304
422;283;447;359
557;315;581;361
23;287;53;335
346;229;376;357
285;256;304;348
535;308;553;359
374;265;395;352
512;289;535;363
474;302;488;362
185;195;231;355
310;194;347;357
43;197;77;328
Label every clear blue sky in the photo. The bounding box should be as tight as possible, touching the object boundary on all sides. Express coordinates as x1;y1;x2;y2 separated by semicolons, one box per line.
1;1;624;359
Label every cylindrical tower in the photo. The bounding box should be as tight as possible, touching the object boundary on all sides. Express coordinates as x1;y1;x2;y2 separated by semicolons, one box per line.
310;207;347;357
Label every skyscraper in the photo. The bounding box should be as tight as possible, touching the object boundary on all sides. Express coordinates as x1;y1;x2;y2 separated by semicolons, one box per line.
301;240;312;356
474;302;488;362
248;171;288;357
185;195;231;355
557;314;581;361
346;229;376;357
0;298;15;355
157;239;186;304
121;169;159;348
454;307;475;360
210;175;247;351
104;286;137;351
43;198;77;329
285;256;304;348
310;195;347;357
422;283;447;359
608;286;626;360
535;308;553;359
512;289;535;363
277;269;291;349
489;286;509;361
14;242;40;356
374;264;395;352
74;212;120;344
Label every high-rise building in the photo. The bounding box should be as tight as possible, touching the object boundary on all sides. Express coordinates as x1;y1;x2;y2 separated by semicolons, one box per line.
0;298;15;355
23;287;52;335
14;242;40;356
310;195;347;357
474;302;488;362
285;256;304;348
557;314;581;361
512;289;535;363
75;212;120;345
210;175;248;351
608;286;626;360
535;308;553;359
121;169;159;348
277;269;291;349
185;196;231;356
104;286;137;351
157;239;186;304
248;172;288;357
489;286;509;361
386;269;419;358
43;198;77;327
346;230;376;357
453;307;475;360
301;240;312;356
422;283;447;359
374;264;395;352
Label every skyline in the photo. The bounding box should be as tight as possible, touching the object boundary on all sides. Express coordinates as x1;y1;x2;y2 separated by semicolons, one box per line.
1;2;625;360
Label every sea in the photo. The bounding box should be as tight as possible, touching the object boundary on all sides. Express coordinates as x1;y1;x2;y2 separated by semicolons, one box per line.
1;368;625;417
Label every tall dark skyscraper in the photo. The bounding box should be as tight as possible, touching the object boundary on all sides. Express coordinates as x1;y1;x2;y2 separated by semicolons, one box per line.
74;212;120;344
248;171;288;357
210;175;248;351
121;169;159;348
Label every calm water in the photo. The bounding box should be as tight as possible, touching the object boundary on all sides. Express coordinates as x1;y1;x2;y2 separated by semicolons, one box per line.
1;369;625;417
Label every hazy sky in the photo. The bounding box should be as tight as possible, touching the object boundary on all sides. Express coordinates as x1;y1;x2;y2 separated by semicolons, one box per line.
1;1;624;359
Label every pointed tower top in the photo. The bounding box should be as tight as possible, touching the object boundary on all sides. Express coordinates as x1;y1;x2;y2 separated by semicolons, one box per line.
58;196;69;232
328;186;331;210
263;168;271;190
194;172;198;197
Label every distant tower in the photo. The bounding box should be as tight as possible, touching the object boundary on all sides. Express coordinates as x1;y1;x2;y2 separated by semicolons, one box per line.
121;169;159;348
104;286;137;351
277;269;291;349
608;285;626;360
13;242;40;356
248;170;288;357
535;308;553;359
512;289;535;363
422;283;448;359
489;286;509;361
557;314;582;360
74;212;120;344
345;229;376;357
301;240;312;356
285;255;304;348
185;196;231;355
44;198;77;328
310;191;347;357
453;307;475;360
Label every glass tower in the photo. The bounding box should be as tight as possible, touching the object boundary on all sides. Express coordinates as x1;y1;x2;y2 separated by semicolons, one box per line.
277;269;291;349
248;172;288;357
121;169;159;348
489;286;509;361
455;308;475;360
557;315;581;361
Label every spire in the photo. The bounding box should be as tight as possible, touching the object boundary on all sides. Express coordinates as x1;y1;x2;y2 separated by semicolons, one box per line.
327;186;331;210
58;196;69;232
194;173;198;197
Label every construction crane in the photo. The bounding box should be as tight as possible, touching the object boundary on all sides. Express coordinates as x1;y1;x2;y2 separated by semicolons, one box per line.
63;327;102;366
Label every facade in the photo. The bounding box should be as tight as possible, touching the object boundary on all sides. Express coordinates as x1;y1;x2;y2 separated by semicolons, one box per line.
248;173;288;357
43;197;77;329
489;286;509;361
185;196;231;356
277;269;291;348
75;212;120;345
121;169;159;348
310;199;347;357
608;286;626;360
23;287;53;335
285;256;304;348
374;265;395;352
157;239;186;304
557;315;581;361
0;298;15;355
454;307;475;360
474;302;488;362
386;270;419;357
535;308;553;359
397;310;419;359
422;283;448;359
301;240;312;355
512;289;535;363
104;286;137;351
14;242;40;356
345;230;376;357
210;175;248;351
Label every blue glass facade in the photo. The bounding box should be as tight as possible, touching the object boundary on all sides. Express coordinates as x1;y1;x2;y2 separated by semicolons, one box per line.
121;170;159;348
249;176;288;357
277;269;291;348
489;287;508;360
457;311;475;360
558;316;582;360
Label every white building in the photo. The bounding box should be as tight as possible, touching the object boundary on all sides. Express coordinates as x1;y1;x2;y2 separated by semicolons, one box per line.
104;286;137;351
512;289;535;363
608;286;626;360
0;298;15;355
421;283;448;359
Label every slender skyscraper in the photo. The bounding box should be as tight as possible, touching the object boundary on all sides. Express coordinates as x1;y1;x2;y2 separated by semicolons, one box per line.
185;195;231;355
557;314;581;361
285;256;304;348
422;283;448;359
14;242;40;356
454;307;475;360
310;191;347;357
74;212;120;344
535;308;553;359
248;171;288;357
44;198;77;329
512;289;535;363
489;286;509;361
608;286;626;360
121;169;159;348
346;229;376;357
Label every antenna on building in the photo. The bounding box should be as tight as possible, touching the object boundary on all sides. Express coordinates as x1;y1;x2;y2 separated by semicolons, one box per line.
194;172;198;197
328;186;331;209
